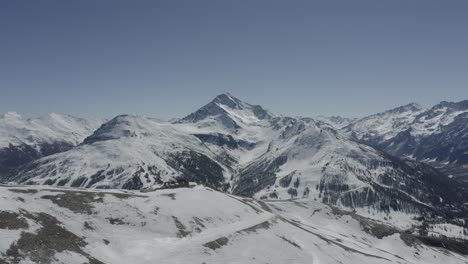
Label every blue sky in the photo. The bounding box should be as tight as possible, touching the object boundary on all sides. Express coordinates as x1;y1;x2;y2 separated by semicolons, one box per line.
1;0;467;118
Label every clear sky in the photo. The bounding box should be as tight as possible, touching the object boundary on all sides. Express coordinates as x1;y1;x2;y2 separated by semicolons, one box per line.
1;0;467;119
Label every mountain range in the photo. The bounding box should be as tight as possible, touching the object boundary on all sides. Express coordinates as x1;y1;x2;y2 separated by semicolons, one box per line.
1;95;467;213
1;93;468;263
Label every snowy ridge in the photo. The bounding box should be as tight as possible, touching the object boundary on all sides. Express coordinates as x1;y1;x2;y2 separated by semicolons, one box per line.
343;103;426;142
0;112;105;178
0;112;104;150
409;101;468;137
344;100;468;182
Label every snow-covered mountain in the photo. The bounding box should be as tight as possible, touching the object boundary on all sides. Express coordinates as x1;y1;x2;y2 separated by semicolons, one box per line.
1;184;467;264
0;112;104;178
12;115;233;190
344;100;468;185
232;116;467;220
176;93;275;133
342;103;426;143
315;115;358;129
10;94;279;190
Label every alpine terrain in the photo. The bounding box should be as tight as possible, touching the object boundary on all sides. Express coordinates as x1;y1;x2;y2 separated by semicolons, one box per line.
1;94;467;264
0;113;104;180
343;100;468;186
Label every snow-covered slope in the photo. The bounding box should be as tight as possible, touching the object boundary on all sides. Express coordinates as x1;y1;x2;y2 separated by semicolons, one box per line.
0;112;103;150
344;100;468;184
0;112;104;178
343;103;426;143
409;101;468;137
232;116;468;221
1;185;467;264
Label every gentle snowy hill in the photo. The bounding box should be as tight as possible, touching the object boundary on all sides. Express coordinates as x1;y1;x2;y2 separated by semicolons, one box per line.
0;112;104;178
0;185;467;264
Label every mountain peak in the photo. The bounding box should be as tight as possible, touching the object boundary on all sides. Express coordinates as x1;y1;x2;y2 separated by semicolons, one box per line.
179;93;274;127
211;93;244;110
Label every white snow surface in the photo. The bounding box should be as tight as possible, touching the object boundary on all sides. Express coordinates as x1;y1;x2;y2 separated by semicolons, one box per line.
0;112;104;150
344;103;426;141
409;106;468;137
0;185;466;264
346;101;468;141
